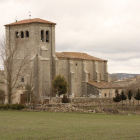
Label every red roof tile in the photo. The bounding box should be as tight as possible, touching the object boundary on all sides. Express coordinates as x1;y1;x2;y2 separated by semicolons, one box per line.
88;81;123;89
56;52;107;62
5;18;56;26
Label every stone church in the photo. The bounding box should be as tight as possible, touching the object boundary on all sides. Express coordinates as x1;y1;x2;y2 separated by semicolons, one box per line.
4;18;123;103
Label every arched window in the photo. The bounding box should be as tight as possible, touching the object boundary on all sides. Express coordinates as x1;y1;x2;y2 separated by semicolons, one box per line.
21;31;24;38
15;31;19;38
26;31;29;37
41;30;44;41
46;31;49;42
104;93;107;97
21;77;24;82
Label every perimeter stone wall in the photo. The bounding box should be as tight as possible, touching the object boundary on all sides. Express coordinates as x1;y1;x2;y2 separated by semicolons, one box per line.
50;97;139;107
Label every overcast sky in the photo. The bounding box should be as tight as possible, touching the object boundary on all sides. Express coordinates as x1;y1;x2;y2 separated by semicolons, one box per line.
0;0;140;74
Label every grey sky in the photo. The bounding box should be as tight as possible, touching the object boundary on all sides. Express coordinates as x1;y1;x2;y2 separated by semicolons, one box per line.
0;0;140;74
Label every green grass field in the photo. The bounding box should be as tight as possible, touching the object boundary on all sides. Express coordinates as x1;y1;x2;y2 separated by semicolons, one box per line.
0;111;140;140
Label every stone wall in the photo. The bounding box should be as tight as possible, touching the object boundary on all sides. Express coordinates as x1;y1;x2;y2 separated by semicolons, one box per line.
70;97;115;106
50;97;115;106
87;83;99;97
57;58;109;97
49;97;140;107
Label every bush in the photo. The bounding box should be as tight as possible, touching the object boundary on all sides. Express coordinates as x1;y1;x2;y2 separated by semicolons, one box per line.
62;95;70;103
120;90;127;106
11;104;25;110
113;93;121;107
0;104;25;110
134;88;140;106
0;104;10;110
52;75;68;96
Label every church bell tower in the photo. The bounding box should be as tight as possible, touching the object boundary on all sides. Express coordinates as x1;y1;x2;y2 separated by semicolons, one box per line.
5;18;57;102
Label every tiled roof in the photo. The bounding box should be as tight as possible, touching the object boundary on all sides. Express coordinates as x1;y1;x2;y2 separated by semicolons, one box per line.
5;18;56;26
88;81;123;89
56;52;107;62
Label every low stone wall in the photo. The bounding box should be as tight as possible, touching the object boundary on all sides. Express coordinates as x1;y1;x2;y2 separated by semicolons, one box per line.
33;103;96;113
70;98;114;106
32;102;140;115
49;97;140;107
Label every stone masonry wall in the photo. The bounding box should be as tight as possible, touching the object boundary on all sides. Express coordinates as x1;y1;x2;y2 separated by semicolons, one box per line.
87;83;99;97
50;97;140;107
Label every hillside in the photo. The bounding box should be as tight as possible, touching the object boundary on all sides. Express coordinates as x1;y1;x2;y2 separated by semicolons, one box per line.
110;73;140;80
113;75;140;89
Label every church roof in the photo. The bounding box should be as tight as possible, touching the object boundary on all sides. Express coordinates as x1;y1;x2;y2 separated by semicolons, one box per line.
88;81;123;89
56;52;107;62
5;18;56;26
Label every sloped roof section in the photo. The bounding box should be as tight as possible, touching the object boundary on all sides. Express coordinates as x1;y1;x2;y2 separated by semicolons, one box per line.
56;52;107;62
88;81;123;89
5;18;56;26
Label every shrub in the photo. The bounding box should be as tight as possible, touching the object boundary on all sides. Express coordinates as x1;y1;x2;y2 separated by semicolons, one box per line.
52;74;68;96
0;104;25;110
127;90;132;106
62;95;70;103
134;88;140;106
120;90;127;106
0;104;10;110
11;104;25;110
113;93;121;107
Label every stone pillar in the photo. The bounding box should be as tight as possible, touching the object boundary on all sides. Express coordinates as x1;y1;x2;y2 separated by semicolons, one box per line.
104;62;109;82
69;61;75;97
82;61;88;97
109;89;112;98
95;61;100;82
52;55;58;78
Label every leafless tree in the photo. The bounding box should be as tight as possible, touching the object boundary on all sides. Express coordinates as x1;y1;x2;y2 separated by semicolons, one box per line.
0;37;30;105
110;74;118;82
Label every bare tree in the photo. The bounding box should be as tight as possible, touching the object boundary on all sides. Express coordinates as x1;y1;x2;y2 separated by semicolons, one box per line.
0;89;5;104
0;37;30;105
110;74;118;82
25;70;37;105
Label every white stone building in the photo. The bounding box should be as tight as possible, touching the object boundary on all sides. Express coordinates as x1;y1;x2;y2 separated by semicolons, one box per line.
4;18;123;103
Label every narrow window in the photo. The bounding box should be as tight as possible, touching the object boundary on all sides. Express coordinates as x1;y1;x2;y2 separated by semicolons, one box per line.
21;78;24;82
76;63;77;66
26;31;29;37
15;31;19;38
21;31;24;38
41;30;44;41
46;31;49;42
104;93;106;97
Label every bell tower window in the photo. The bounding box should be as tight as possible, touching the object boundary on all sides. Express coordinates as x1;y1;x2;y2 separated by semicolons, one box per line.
21;31;24;38
41;30;44;42
46;31;49;42
26;31;29;37
15;31;19;38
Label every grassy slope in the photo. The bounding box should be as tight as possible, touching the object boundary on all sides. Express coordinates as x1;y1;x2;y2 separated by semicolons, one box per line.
0;111;140;140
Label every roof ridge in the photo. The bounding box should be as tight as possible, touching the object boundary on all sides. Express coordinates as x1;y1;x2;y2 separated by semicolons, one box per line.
55;52;107;62
5;18;56;26
88;81;123;88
